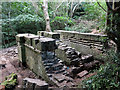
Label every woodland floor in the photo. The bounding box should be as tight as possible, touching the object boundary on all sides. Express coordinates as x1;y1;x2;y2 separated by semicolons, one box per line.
0;46;96;89
0;46;37;87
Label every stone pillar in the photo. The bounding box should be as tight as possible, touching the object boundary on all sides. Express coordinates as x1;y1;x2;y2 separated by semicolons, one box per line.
37;31;60;40
16;34;27;65
16;33;58;86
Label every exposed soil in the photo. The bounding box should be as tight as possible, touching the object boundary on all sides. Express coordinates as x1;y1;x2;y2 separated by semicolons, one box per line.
0;46;38;86
0;46;97;89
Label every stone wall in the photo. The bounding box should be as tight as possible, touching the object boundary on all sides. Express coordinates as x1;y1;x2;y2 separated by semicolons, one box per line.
37;30;108;60
16;33;57;86
55;30;108;60
37;31;60;40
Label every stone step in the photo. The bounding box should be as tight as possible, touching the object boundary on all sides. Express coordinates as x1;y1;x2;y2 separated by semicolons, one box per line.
42;59;55;64
44;63;54;67
77;70;88;78
67;65;84;78
83;60;100;71
53;74;73;83
51;63;64;71
81;54;94;63
54;68;65;74
23;78;48;90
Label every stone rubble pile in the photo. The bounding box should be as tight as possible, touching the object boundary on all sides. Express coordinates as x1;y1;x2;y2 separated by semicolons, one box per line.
15;32;102;88
41;42;101;88
22;78;48;90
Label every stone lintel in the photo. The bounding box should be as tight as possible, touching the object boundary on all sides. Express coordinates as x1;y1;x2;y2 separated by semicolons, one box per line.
36;37;56;51
37;31;60;40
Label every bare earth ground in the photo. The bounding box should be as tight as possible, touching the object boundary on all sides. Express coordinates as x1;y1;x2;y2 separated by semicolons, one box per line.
0;46;96;89
0;46;37;86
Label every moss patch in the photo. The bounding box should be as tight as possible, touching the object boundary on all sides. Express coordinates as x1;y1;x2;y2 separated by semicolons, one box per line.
1;73;17;88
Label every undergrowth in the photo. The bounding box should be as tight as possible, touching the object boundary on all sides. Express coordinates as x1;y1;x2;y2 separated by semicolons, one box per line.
65;20;96;33
82;51;120;89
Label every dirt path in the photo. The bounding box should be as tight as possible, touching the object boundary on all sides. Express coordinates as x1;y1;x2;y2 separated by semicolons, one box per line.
0;46;37;85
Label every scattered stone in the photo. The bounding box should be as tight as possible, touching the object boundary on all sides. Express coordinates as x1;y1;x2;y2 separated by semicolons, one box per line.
66;48;77;57
54;74;66;83
53;74;73;83
61;45;67;47
81;54;94;63
58;60;64;64
69;65;84;77
66;82;75;87
0;85;5;90
23;78;48;90
47;74;52;77
54;69;65;74
84;60;100;70
77;70;88;78
0;61;6;69
71;58;81;66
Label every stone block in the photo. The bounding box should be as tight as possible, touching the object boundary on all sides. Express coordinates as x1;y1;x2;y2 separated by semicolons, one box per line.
81;54;94;63
77;70;88;78
36;37;56;51
17;45;26;64
83;60;100;70
70;65;84;75
16;34;27;44
24;34;39;46
32;38;39;49
37;31;46;36
23;78;48;90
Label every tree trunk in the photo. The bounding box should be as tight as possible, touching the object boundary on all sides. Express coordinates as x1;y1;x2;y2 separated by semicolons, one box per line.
106;1;120;53
43;0;52;32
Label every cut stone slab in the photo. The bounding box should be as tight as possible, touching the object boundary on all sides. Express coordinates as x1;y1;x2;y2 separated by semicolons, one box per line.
0;61;6;69
53;74;66;83
77;70;88;78
81;54;94;63
83;60;100;70
36;37;56;51
23;78;48;90
53;74;73;83
71;58;81;66
70;65;84;75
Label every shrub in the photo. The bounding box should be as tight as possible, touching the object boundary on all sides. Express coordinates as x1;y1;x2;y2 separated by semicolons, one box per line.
82;51;120;89
51;16;75;30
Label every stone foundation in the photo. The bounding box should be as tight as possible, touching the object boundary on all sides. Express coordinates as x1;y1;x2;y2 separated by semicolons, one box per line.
16;30;109;87
16;32;102;87
54;30;108;60
16;34;57;86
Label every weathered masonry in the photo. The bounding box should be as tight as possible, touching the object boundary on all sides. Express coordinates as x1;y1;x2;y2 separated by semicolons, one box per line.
16;34;57;85
16;30;108;87
39;30;108;60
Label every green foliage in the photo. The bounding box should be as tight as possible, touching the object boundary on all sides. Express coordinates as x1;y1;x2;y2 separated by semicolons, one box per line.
2;2;36;19
1;2;45;48
51;16;75;30
81;2;107;29
65;20;96;33
83;51;120;89
3;14;45;34
1;73;17;88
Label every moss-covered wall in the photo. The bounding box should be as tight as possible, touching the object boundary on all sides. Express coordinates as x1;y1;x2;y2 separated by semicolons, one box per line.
16;34;57;86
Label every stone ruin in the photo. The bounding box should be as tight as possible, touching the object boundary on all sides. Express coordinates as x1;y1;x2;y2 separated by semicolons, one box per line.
16;30;108;89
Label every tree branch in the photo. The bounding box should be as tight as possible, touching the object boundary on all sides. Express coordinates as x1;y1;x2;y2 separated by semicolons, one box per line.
96;0;107;12
105;0;120;12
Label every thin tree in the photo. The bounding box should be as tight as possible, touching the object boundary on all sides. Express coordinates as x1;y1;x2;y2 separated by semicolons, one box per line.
43;0;52;32
96;0;120;53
